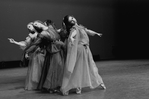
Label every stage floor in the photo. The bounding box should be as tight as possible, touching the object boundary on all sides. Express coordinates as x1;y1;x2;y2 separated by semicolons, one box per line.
0;59;149;99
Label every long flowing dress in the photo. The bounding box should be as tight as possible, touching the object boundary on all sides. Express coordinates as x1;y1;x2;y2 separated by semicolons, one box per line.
25;31;53;90
24;38;46;90
61;25;104;93
36;27;65;90
42;27;65;90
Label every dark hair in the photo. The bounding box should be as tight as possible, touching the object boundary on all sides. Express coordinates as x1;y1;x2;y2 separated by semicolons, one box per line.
33;25;43;33
28;29;35;34
44;19;52;26
63;15;75;32
44;19;57;30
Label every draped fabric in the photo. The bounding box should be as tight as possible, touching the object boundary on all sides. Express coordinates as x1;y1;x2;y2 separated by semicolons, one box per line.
61;25;104;93
43;43;65;89
24;37;46;91
38;28;65;90
42;30;65;89
25;31;51;90
25;48;45;90
20;38;36;67
36;30;54;90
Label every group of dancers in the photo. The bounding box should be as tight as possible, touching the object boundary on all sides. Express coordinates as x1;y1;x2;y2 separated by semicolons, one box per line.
8;15;106;95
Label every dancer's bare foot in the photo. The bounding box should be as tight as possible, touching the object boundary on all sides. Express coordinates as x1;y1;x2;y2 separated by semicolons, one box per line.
100;83;106;90
62;91;69;96
76;88;81;94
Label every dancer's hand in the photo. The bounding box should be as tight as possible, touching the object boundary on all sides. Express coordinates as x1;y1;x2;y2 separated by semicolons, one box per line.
97;33;102;37
8;38;15;43
25;53;29;58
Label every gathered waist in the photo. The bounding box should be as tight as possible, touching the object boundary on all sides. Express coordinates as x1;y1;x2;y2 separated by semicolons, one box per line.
78;42;89;46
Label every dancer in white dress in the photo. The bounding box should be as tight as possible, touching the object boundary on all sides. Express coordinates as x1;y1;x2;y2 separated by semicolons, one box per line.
61;15;106;95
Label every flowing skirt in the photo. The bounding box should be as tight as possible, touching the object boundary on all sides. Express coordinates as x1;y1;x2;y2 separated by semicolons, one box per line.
25;52;45;90
43;50;64;89
37;52;51;90
61;44;104;93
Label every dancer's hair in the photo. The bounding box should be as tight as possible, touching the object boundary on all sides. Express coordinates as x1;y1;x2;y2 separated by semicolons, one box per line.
63;15;76;32
44;19;57;30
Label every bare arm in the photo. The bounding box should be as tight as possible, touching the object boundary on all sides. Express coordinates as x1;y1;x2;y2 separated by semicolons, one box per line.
85;28;102;37
8;38;27;47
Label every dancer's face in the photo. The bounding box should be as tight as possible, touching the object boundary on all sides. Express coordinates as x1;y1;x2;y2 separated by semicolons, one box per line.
68;16;77;25
27;22;34;31
27;22;36;34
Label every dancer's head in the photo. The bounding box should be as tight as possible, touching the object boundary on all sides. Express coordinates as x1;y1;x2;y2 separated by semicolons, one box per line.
27;22;38;39
33;20;48;33
27;22;36;34
68;15;77;25
62;15;77;31
44;19;53;26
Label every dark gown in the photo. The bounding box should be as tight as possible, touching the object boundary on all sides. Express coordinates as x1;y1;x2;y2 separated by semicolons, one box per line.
26;27;65;91
42;27;65;90
25;31;53;90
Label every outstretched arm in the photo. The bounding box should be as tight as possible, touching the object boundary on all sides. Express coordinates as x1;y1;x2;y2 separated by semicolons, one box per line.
85;28;102;37
8;38;27;47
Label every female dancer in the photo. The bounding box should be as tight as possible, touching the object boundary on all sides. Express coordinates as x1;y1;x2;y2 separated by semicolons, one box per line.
42;20;65;93
61;15;106;95
26;20;65;93
8;22;45;90
25;20;53;91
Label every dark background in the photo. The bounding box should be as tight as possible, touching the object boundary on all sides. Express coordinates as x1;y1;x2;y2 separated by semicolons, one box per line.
114;0;149;59
0;0;149;62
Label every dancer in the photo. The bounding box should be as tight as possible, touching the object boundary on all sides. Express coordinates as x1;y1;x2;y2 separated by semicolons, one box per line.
8;22;45;90
25;20;53;91
61;15;106;95
8;22;36;68
26;20;65;93
8;22;36;67
43;20;65;93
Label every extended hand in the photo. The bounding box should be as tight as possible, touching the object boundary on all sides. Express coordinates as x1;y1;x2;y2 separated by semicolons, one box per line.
97;33;102;37
25;53;29;58
8;38;15;43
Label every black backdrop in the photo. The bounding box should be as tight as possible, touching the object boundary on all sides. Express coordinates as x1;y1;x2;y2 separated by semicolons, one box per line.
0;0;148;62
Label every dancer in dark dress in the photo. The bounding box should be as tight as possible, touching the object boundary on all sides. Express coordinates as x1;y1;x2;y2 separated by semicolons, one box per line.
25;20;53;91
42;20;65;93
26;20;65;93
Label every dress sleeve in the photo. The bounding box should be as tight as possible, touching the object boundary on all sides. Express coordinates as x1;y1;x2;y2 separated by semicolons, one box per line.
18;37;31;50
54;40;65;47
40;31;51;37
69;28;77;43
25;37;41;54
